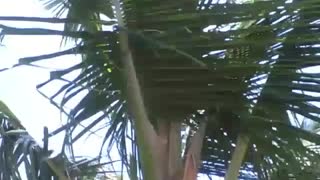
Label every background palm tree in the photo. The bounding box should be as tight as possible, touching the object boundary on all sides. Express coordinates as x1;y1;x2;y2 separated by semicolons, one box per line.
0;100;117;180
2;0;320;179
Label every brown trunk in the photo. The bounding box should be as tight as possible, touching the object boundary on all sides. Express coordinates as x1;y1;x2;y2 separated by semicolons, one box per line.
157;120;183;180
182;121;207;180
168;121;183;178
157;121;170;180
225;134;250;180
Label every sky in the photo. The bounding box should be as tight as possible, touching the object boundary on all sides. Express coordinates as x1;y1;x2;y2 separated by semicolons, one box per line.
0;0;113;162
0;1;146;179
0;0;68;152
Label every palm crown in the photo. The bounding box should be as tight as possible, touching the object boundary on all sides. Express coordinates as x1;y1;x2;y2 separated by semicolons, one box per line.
1;0;320;179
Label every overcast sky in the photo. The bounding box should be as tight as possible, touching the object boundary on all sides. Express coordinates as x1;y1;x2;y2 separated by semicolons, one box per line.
0;0;110;158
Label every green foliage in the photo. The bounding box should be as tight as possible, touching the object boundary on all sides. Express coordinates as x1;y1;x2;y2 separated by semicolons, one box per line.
2;0;320;179
0;100;111;179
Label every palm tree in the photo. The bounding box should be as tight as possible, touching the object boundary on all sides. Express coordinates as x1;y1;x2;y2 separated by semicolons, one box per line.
2;0;320;179
0;100;115;180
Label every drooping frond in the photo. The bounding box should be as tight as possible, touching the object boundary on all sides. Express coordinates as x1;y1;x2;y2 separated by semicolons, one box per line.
0;100;114;180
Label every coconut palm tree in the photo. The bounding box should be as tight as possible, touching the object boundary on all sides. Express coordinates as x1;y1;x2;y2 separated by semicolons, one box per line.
2;0;320;179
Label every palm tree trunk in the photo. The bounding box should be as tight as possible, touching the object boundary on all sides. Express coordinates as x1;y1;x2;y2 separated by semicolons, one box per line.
182;121;207;180
112;0;160;179
168;121;183;177
225;134;250;180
